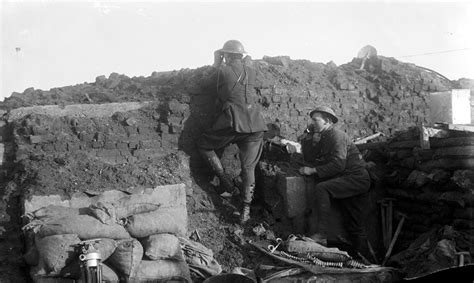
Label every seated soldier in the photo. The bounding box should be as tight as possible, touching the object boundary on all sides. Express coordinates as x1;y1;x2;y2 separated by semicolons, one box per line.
298;106;372;261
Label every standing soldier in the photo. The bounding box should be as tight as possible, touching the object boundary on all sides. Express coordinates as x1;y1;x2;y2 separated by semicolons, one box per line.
197;40;267;224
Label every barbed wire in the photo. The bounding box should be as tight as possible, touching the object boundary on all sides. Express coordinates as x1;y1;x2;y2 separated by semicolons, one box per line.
397;47;472;58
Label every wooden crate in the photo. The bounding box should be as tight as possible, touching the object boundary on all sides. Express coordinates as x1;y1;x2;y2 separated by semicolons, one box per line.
427;89;471;125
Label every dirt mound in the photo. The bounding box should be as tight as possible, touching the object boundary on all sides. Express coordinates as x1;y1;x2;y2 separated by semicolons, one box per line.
0;56;457;110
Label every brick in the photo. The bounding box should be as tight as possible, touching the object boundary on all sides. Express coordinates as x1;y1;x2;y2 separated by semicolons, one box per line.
159;123;170;134
96;149;118;157
289;110;299;117
169;123;182;134
169;99;189;114
280;96;290;103
128;141;139;149
96;149;119;164
116;142;128;150
115;156;127;164
260;88;271;96
67;142;80;151
273;87;285;95
161;133;179;147
138;126;151;135
104;141;116;149
127;155;138;163
277;175;308;218
41;143;55;152
125;126;138;136
272;95;281;103
29;135;43;144
132;149;167;160
125;118;137;126
94;132;105;142
91;141;103;148
139;139;161;149
79;132;94;142
119;149;132;157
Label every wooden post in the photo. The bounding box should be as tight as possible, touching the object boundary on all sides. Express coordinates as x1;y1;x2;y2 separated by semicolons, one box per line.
382;213;407;266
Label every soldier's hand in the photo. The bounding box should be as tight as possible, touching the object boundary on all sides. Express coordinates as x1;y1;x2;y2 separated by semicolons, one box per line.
299;166;317;175
286;143;297;154
213;50;223;67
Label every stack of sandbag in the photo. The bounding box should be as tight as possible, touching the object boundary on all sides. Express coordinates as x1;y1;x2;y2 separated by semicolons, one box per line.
22;205;127;281
22;187;192;282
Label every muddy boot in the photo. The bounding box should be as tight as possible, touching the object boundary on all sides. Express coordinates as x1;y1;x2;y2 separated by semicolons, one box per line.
239;184;255;224
240;203;251;225
200;150;235;193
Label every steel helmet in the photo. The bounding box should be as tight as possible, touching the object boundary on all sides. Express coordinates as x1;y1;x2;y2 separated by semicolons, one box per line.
218;40;247;54
309;106;338;123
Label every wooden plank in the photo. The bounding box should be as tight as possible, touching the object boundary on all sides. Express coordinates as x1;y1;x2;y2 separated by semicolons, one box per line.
354;132;384;145
414;145;474;161
447;124;474;133
358;137;474;151
388;140;419;149
430;137;474;148
356;142;387;151
417;158;474;172
433;146;474;158
419;124;431;149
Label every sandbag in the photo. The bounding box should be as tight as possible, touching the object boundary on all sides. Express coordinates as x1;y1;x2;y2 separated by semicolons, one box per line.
36;234;81;274
23;230;39;266
23;244;39;266
61;260;119;282
89;201;160;224
36;214;130;240
125;207;187;238
26;205;89;221
106;238;143;279
115;194;162;217
102;263;120;282
141;233;183;260
60;238;117;278
29;263;47;279
179;237;222;277
89;238;118;261
133;260;191;282
90;190;129;205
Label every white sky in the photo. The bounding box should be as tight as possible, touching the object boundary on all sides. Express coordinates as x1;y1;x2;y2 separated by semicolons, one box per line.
1;0;473;101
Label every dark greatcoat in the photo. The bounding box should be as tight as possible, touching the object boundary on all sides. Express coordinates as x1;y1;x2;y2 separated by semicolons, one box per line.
210;59;267;134
302;126;370;198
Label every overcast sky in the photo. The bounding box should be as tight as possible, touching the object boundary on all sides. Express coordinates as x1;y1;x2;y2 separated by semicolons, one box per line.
1;0;473;101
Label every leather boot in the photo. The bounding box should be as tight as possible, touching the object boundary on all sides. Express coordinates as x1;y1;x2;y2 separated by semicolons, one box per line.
200;150;235;193
239;184;255;224
240;203;251;225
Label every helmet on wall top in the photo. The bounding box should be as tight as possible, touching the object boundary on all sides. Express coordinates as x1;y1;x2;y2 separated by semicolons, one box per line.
218;40;247;54
309;106;338;123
